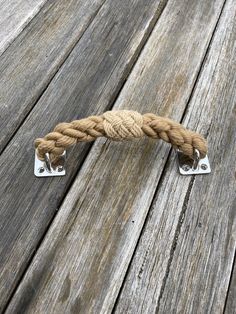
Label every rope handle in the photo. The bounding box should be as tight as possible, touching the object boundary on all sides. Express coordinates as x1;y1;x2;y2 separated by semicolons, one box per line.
35;110;207;165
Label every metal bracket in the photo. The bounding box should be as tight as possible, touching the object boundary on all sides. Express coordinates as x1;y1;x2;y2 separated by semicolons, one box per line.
34;151;66;177
177;149;211;175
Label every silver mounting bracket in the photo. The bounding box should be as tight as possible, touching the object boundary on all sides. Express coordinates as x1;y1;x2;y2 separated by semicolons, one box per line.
177;149;211;175
34;151;66;177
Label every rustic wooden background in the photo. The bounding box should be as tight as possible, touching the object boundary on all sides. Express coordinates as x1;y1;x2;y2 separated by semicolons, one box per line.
0;0;235;313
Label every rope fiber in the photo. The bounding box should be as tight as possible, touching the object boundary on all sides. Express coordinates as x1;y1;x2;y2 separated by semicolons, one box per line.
35;110;207;162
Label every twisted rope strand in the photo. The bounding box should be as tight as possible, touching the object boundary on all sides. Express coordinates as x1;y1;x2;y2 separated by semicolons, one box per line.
35;110;207;162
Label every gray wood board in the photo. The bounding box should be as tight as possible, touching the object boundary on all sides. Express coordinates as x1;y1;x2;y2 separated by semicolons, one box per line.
0;0;48;56
5;0;227;313
0;0;107;152
0;0;168;311
225;256;236;314
115;0;236;312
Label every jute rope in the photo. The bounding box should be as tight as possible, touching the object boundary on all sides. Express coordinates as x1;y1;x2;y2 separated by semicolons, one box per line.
35;110;207;162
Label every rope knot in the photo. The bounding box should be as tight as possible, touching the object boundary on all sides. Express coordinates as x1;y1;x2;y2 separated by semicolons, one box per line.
103;110;144;140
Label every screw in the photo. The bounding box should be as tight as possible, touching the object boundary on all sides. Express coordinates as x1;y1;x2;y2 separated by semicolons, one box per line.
57;165;64;172
182;164;190;171
38;167;45;173
201;163;208;170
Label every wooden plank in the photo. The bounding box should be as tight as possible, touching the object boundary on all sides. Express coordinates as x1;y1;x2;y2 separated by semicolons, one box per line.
0;0;48;56
115;0;236;313
0;0;107;152
225;258;236;313
0;0;169;311
4;0;226;313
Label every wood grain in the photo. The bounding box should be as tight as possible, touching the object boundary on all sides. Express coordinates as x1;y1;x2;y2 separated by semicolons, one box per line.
225;256;236;313
115;0;236;312
0;0;108;153
5;0;226;313
0;0;48;56
0;0;168;311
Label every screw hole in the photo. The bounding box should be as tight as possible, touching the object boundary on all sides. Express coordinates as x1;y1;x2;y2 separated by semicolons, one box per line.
57;166;64;172
182;164;190;171
38;167;45;173
201;164;208;170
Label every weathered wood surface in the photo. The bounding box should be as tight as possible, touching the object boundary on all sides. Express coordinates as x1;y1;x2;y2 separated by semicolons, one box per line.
5;0;227;313
0;0;107;152
0;0;47;56
0;0;168;311
225;257;236;314
115;0;236;313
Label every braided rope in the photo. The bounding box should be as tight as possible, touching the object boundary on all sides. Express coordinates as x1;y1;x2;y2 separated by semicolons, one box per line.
35;110;207;162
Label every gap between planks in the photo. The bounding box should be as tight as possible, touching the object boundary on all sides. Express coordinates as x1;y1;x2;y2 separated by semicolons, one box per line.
0;0;48;56
224;250;236;313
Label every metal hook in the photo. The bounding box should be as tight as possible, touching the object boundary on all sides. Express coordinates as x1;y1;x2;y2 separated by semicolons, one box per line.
44;152;52;172
192;149;200;170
